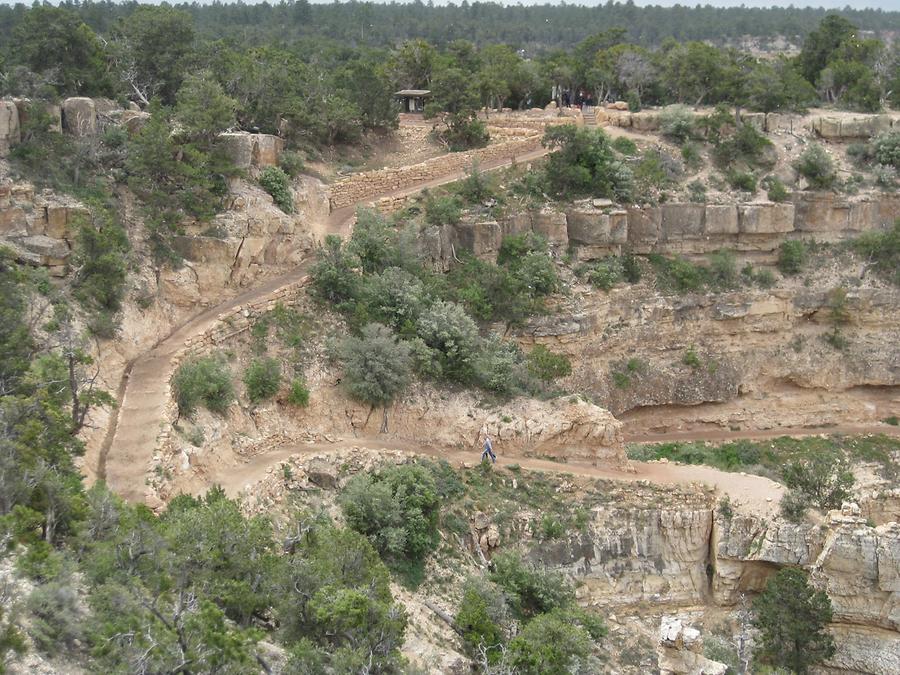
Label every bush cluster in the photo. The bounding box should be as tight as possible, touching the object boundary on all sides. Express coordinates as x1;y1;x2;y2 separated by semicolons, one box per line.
171;354;235;417
312;211;569;402
258;166;293;213
242;356;281;403
454;551;606;672
339;464;440;584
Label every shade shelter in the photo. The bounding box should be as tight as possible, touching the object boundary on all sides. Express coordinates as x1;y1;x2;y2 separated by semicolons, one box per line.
395;90;432;113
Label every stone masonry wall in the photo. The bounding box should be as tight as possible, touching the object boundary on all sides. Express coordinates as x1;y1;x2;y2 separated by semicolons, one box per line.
327;130;543;210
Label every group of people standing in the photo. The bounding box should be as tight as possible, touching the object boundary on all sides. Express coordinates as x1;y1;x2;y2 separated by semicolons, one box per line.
554;85;595;109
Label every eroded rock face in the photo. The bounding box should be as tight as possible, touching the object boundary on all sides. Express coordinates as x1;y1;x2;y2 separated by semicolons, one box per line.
0;99;21;157
543;505;713;607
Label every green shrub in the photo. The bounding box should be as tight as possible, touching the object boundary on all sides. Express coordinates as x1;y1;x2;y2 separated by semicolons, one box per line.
726;169;757;193
539;514;565;540
780;489;810;522
852;221;900;286
612;136;638;156
457;162;496;203
680;142;702;171
526;345;572;383
612;371;631;388
660;105;696;143
846;141;874;166
658;256;706;292
286;378;310;407
622;252;642;282
763;175;790;202
339;463;440;583
258;166;293;213
279;150;306;177
489;551;574;620
708;249;738;288
507;610;596;674
873;131;900;169
752;568;835;674
541;125;634;200
243;357;281;403
635;149;680;190
340;323;413;407
424;194;462;226
782;455;854;512
777;240;807;275
714;122;773;169
682;345;702;369
472;339;532;396
455;578;509;662
687;179;707;203
172;354;234;417
794;144;836;189
26;581;84;655
586;258;623;290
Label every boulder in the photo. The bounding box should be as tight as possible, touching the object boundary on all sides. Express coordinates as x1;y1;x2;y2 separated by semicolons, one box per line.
657;617;728;675
62;97;97;136
92;98;121;115
0;100;21;157
811;116;841;139
171;235;240;264
0;205;27;236
704;205;739;235
121;110;150;135
219;132;284;170
532;208;569;245
566;207;611;245
737;203;794;234
45;205;88;240
839;115;892;139
502;211;533;238
627;205;661;247
792;192;849;232
452;219;502;257
17;235;71;267
253;134;283;168
660;203;705;240
631;111;661;132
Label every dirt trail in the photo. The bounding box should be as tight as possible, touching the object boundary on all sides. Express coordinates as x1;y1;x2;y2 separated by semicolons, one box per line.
208;437;785;518
100;145;551;502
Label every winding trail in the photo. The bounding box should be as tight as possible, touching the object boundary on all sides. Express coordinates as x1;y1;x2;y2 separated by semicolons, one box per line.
208;437;786;518
100;145;550;502
100;134;898;507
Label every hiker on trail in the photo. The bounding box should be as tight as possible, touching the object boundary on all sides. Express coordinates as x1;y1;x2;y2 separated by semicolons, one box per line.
481;434;496;464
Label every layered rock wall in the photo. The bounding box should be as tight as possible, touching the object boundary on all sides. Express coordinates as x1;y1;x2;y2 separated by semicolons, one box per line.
0;182;89;275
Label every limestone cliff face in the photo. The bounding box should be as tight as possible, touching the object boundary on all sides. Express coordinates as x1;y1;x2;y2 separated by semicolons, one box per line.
520;496;900;674
515;284;900;429
539;505;714;607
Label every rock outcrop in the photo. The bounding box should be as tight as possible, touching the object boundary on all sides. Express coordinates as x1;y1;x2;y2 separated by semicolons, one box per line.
0;99;21;157
657;617;728;675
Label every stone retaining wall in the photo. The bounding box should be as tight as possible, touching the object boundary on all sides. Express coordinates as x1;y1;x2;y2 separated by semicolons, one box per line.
327;131;543;211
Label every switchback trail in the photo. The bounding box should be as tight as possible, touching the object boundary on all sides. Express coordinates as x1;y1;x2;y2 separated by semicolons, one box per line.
209;437;786;518
99;144;551;502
